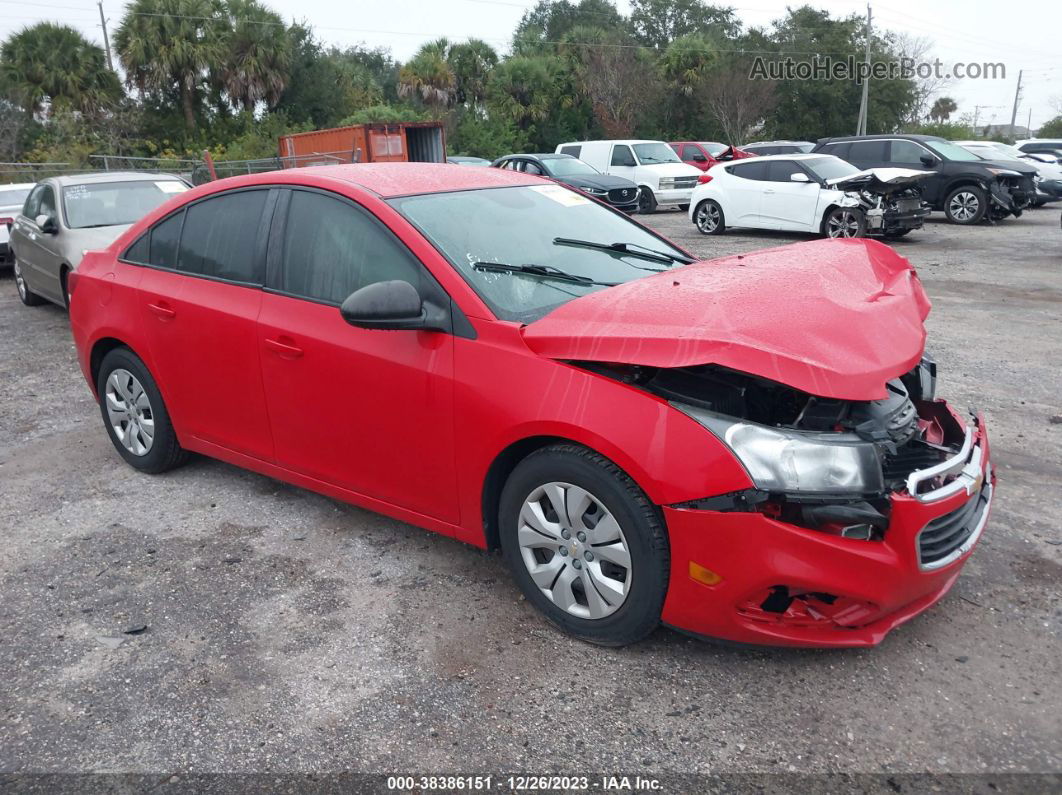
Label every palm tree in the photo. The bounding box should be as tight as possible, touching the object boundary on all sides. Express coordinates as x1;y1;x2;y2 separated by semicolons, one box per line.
398;40;456;114
929;96;958;123
0;23;120;116
114;0;225;131
448;39;498;107
486;56;556;133
220;0;291;112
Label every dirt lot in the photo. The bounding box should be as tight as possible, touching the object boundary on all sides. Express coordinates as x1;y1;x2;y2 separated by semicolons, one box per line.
1;207;1060;783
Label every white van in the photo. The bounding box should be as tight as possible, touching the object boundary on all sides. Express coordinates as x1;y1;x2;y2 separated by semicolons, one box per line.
555;140;702;212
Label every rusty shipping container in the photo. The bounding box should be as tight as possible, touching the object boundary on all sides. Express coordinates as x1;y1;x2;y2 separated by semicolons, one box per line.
277;122;446;165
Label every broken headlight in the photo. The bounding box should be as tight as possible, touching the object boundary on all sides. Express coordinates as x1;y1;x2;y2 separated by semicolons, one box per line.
673;403;885;496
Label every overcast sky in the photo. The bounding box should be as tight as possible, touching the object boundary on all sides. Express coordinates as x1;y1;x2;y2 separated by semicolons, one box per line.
7;0;1060;133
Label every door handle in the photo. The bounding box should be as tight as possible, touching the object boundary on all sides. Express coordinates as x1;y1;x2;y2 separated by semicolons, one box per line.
264;337;304;358
147;301;176;320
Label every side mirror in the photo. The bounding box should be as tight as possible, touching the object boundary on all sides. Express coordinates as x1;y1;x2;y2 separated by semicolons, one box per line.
340;280;448;332
919;154;937;168
790;172;811;183
36;214;57;234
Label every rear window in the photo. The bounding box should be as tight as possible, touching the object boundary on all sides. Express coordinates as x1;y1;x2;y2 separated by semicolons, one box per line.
729;161;768;180
559;145;581;158
62;180;187;229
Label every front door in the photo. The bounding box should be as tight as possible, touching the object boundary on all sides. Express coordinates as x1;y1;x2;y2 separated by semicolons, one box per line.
257;188;460;524
760;160;822;231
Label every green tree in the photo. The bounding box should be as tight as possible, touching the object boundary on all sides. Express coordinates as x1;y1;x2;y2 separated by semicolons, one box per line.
115;0;225;131
486;55;559;142
513;0;629;55
1039;116;1062;137
630;0;738;50
0;23;121;117
448;39;498;107
219;0;292;112
398;41;456;114
928;96;957;123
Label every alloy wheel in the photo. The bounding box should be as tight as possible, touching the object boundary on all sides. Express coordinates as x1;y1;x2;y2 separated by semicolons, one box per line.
696;202;720;233
827;209;861;238
105;368;155;456
517;482;631;620
948;191;979;222
13;260;27;300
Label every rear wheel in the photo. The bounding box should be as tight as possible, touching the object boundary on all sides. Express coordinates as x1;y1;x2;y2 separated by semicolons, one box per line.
499;444;669;647
944;185;987;225
97;347;188;474
13;259;45;306
638;188;658;214
823;206;866;238
694;200;726;235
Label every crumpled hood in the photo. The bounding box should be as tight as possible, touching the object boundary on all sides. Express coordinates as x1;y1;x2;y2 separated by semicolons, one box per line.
826;167;933;194
522;238;931;401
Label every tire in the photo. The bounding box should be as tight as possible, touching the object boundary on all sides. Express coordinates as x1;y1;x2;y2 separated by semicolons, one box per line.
499;444;669;647
943;185;987;225
677;203;690;211
823;206;866;238
694;199;726;235
96;347;188;474
638;188;658;214
13;259;45;306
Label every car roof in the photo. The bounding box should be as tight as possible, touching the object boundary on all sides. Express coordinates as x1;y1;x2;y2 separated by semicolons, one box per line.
221;162;542;198
744;140;814;146
725;153;828;162
818;134;943;144
0;182;37;190
1017;138;1062;144
51;171;185;186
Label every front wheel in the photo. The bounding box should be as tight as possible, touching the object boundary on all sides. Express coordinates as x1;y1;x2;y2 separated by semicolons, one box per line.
823;206;866;238
13;259;45;306
694;200;726;235
97;347;188;474
944;185;987;225
638;188;658;214
499;445;669;646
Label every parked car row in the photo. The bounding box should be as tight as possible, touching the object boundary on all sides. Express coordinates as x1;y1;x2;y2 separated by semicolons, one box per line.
5;160;984;650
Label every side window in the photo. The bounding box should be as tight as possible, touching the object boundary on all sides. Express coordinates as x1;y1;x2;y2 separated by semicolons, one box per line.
37;186;57;219
610;145;636;167
818;142;847;159
524;161;544;175
681;145;703;161
848;140;887;161
23;185;45;218
887;140;928;165
766;160;799;182
124;233;150;264
279;190;423;305
178;190;268;283
150;211;183;270
560;145;581;158
729;161;768;181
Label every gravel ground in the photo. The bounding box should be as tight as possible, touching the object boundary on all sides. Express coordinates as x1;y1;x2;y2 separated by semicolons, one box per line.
0;207;1060;784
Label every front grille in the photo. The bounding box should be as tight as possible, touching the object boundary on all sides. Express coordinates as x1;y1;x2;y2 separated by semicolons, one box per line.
895;198;922;213
608;187;637;203
882;440;949;489
917;478;991;568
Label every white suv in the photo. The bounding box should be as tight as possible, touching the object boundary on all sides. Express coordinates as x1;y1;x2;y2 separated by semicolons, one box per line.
555;140;702;213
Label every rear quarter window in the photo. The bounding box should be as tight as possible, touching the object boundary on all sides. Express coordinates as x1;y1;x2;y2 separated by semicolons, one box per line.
729;161;768;180
560;145;581;158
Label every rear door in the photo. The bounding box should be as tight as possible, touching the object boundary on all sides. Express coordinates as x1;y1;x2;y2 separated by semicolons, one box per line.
257;188;459;523
723;160;769;225
760;160;821;231
847;139;888;170
133;188;275;460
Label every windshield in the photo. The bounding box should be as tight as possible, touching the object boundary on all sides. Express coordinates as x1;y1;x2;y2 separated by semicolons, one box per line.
926;140;980;162
0;187;32;207
546;157;599;177
632;143;682;165
802;156;861;182
700;142;728;156
62;180;188;229
390;185;690;323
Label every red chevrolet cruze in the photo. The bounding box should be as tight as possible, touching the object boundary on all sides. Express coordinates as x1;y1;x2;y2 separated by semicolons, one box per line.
68;164;993;648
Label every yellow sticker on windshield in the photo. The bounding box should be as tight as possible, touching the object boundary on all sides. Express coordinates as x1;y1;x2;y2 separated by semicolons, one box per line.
530;184;590;206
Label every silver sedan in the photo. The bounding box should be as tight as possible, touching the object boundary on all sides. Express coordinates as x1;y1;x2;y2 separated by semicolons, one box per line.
11;172;188;308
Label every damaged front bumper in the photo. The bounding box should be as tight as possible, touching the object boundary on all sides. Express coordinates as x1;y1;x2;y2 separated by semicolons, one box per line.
659;402;993;648
989;175;1035;217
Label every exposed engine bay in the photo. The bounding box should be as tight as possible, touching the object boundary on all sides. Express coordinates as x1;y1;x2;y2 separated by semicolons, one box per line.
578;356;964;539
828;168;932;236
987;172;1035;219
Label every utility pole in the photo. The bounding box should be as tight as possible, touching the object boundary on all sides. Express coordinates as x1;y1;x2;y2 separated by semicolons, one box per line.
1008;69;1023;142
98;0;114;72
1027;108;1033;137
856;3;872;135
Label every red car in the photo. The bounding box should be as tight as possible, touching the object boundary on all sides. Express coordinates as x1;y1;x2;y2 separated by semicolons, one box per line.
67;164;994;648
670;141;755;171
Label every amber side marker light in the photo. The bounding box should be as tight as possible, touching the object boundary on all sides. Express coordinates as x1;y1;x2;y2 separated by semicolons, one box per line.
689;561;723;586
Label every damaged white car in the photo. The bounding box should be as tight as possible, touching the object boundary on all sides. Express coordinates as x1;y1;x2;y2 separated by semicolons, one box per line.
689;153;931;239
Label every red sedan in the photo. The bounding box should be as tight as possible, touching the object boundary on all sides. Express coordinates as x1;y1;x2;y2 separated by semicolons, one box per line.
67;164;993;648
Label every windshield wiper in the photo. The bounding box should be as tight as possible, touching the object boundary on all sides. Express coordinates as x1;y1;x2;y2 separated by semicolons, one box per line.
553;237;695;265
472;261;620;287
